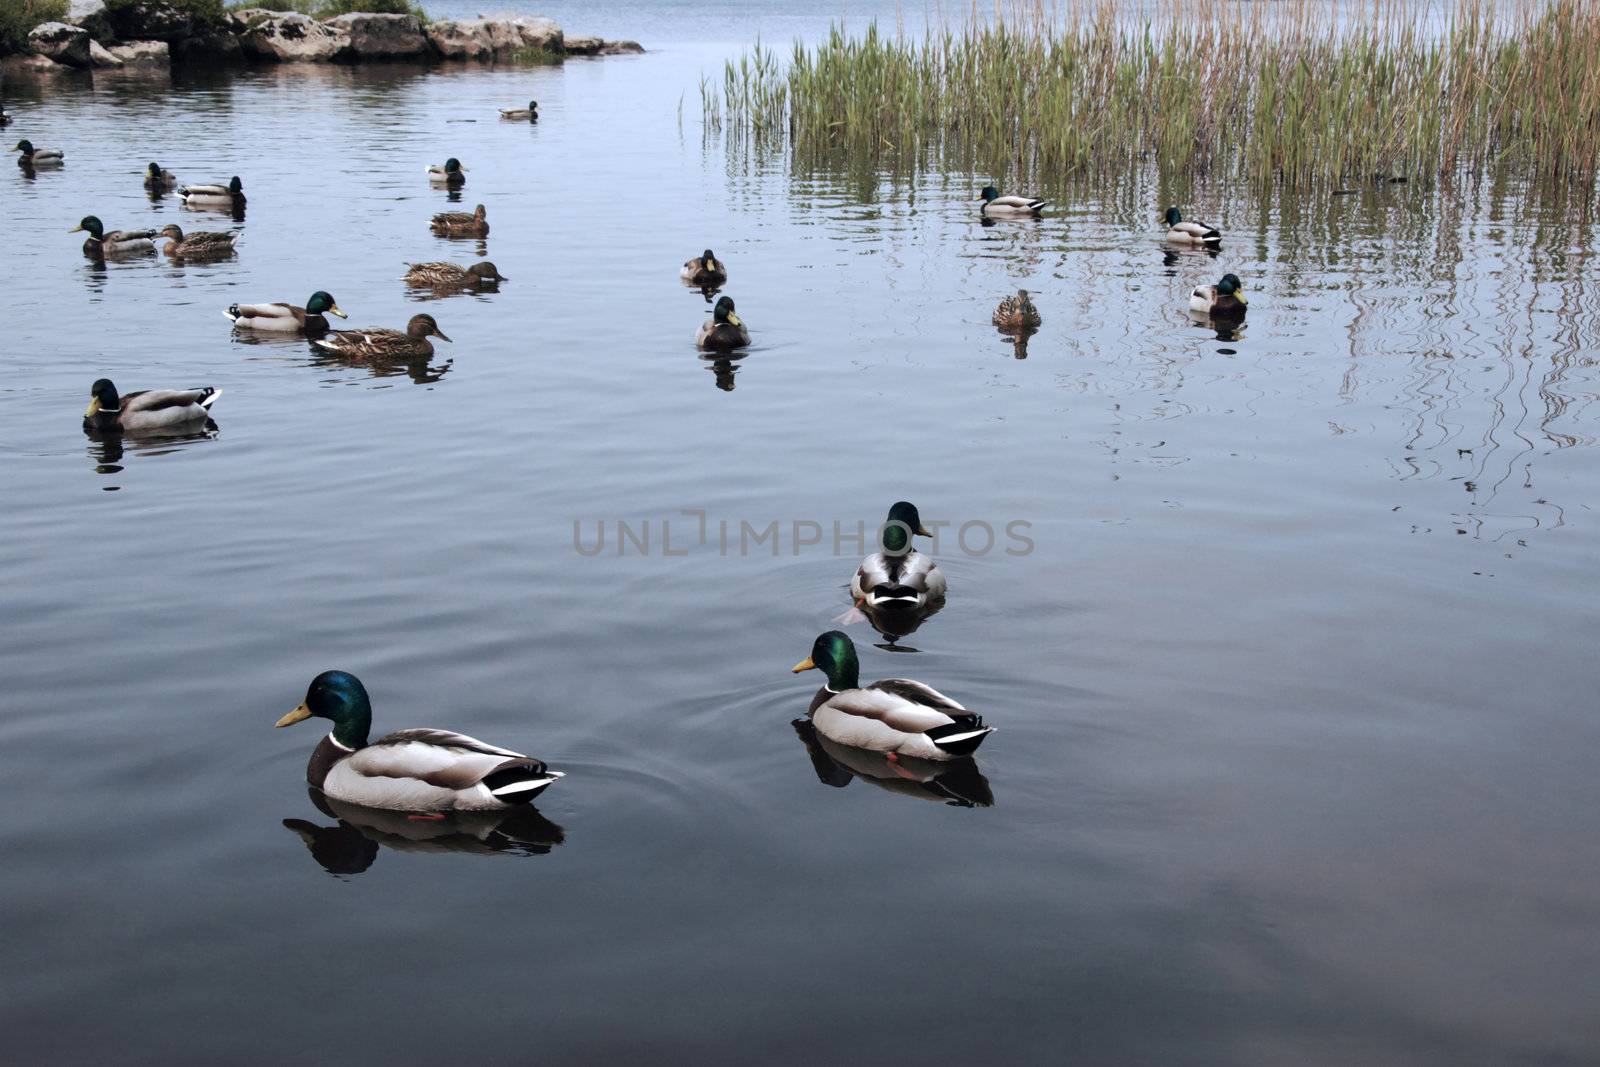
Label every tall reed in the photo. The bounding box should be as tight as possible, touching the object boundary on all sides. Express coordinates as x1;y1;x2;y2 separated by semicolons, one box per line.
703;0;1600;191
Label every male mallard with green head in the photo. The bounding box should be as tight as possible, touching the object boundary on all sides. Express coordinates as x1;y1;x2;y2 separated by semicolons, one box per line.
431;203;489;237
696;295;749;350
978;185;1045;217
1164;206;1221;246
499;100;538;120
426;157;467;187
681;249;727;286
71;216;155;257
850;501;948;609
403;261;507;290
276;670;563;812
14;139;62;167
225;291;347;334
314;313;452;360
992;289;1042;332
1189;273;1247;317
793;632;993;760
159;224;237;260
179;176;245;209
83;378;221;434
144;162;175;190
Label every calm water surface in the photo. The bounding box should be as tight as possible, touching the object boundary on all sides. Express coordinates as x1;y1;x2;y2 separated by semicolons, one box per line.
2;3;1598;1063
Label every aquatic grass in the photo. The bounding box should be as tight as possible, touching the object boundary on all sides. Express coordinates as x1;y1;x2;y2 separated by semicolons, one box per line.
706;0;1600;192
0;0;67;55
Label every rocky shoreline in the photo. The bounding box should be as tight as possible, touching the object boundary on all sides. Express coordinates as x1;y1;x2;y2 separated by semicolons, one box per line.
6;3;642;76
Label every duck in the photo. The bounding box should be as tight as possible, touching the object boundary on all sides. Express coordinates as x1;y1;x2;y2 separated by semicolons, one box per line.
1189;273;1247;317
225;291;347;334
15;139;63;167
680;249;727;286
275;670;564;812
179;176;246;208
426;157;467;187
0;104;10;127
431;203;489;237
793;631;993;760
850;501;948;609
159;224;237;259
314;313;452;360
499;100;538;121
992;288;1042;332
696;295;749;351
402;261;507;289
1164;206;1221;246
143;162;175;191
83;378;221;434
978;185;1045;217
71;216;155;257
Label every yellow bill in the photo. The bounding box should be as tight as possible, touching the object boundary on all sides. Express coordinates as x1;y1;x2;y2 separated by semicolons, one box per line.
84;398;100;417
792;656;816;673
275;703;312;728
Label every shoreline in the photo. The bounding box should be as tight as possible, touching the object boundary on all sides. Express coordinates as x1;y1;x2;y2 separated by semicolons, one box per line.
5;6;642;77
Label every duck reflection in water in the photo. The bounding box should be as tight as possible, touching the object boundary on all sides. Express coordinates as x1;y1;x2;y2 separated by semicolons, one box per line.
308;343;453;385
702;353;743;391
84;420;217;480
791;719;993;808
284;788;565;875
855;594;946;650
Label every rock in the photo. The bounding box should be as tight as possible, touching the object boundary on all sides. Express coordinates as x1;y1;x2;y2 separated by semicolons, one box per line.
327;13;428;60
172;30;244;65
106;1;194;43
66;0;113;44
28;22;92;68
226;8;274;34
2;54;76;76
107;40;171;67
600;40;644;55
564;34;602;56
427;16;563;60
89;39;123;67
241;14;351;63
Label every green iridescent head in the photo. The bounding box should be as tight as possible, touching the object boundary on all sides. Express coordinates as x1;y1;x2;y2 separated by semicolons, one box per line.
881;500;930;555
276;669;373;749
792;631;860;691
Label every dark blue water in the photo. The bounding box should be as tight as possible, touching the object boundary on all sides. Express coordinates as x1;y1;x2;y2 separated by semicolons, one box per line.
1;4;1597;1063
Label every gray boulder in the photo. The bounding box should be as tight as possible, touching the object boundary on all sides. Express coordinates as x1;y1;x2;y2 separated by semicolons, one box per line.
29;22;92;68
106;1;194;43
564;34;602;56
327;13;428;60
426;16;563;60
107;40;171;67
600;40;644;55
425;20;493;59
89;39;123;67
66;0;113;44
241;14;351;63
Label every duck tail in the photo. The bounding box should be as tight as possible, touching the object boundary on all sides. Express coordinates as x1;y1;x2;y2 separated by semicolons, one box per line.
926;719;994;757
200;387;222;410
484;761;564;805
223;306;241;323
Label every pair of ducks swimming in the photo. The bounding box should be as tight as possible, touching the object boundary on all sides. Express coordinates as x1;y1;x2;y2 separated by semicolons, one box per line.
270;502;985;814
681;250;752;351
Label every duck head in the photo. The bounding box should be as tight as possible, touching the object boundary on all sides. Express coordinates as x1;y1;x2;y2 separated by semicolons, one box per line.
1218;273;1245;302
84;378;120;418
793;631;861;692
443;158;465;174
14;139;34;156
978;185;1000;203
71;216;105;239
881;500;931;555
158;224;184;241
406;313;452;342
147;162;165;178
468;262;507;283
277;670;373;749
701;249;721;271
227;176;244;194
711;295;741;327
1164;206;1182;226
306;291;347;319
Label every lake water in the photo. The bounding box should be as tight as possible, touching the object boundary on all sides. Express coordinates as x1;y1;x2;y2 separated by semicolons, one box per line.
2;3;1598;1063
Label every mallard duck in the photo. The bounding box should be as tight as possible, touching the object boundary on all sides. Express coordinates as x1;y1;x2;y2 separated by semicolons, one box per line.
793;719;993;807
978;185;1045;217
0;105;10;127
225;291;347;334
1189;273;1247;317
681;249;727;286
426;157;467;186
179;176;245;208
431;203;489;237
402;261;506;289
15;139;63;167
992;288;1042;331
499;100;538;120
793;631;993;760
144;162;175;191
275;670;563;812
850;501;948;609
696;295;749;351
71;216;155;257
1164;206;1221;246
159;224;237;259
83;378;221;434
314;314;452;360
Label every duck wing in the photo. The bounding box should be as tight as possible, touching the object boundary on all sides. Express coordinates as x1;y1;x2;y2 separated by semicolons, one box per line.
993;195;1046;210
121;387;219;414
334;729;558;808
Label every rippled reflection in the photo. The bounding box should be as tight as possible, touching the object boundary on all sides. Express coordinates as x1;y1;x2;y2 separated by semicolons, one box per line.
284;789;564;875
791;719;993;808
855;595;945;650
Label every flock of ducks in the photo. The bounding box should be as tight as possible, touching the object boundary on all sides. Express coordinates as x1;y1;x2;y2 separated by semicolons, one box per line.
15;92;1243;818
